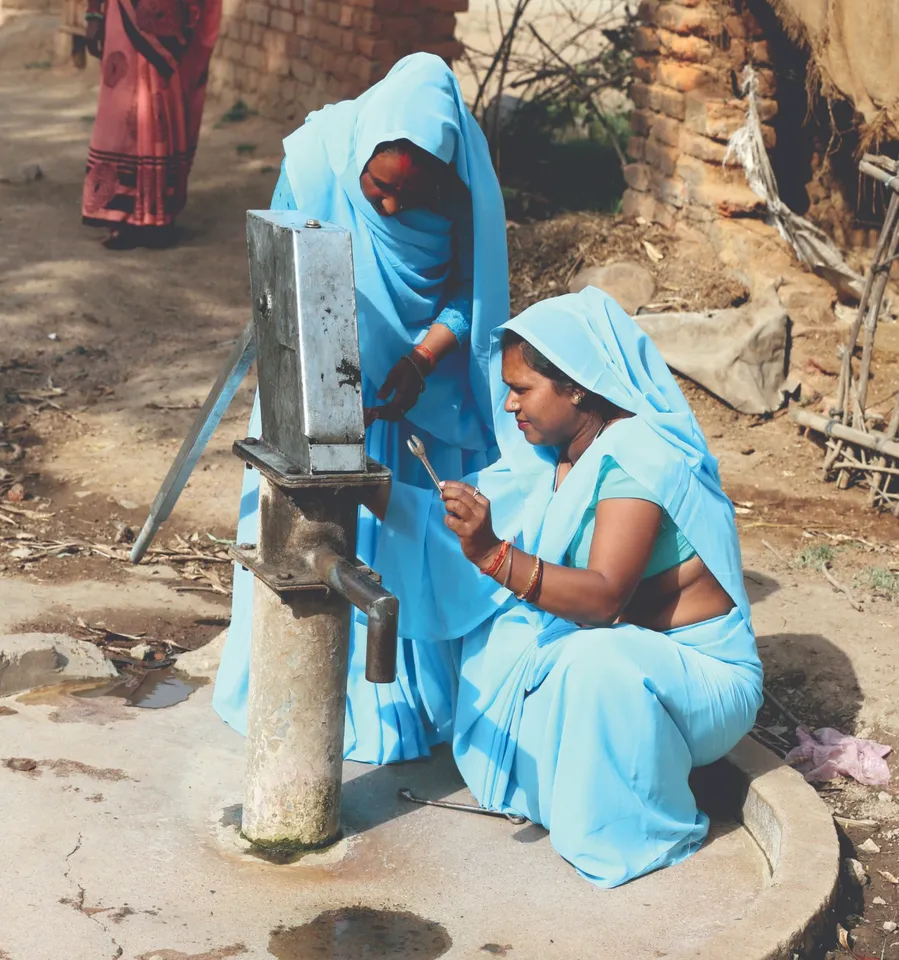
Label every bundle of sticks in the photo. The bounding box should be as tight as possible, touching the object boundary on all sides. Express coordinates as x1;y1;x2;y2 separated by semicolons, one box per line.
790;153;899;513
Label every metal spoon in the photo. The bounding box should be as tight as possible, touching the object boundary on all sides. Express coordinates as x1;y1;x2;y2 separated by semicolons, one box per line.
407;434;442;492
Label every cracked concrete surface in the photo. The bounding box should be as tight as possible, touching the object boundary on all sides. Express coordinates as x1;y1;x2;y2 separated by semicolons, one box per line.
0;677;829;960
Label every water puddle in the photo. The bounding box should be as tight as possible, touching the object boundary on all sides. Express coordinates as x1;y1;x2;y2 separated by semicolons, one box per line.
75;668;205;708
269;907;452;959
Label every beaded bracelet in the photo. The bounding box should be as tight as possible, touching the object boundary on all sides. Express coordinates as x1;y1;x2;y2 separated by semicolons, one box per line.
412;344;436;369
480;539;510;578
84;11;104;20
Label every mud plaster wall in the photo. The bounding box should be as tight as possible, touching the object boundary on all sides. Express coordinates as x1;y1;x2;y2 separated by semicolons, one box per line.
208;0;467;123
623;0;779;230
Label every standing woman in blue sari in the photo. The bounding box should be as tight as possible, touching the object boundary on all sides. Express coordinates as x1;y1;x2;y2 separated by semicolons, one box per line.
213;53;509;764
372;287;764;887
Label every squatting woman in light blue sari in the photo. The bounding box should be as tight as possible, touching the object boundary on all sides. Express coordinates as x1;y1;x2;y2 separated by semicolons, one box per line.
212;53;509;764
370;287;764;887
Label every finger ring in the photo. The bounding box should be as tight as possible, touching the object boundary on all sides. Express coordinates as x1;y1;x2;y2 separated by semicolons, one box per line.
472;487;481;499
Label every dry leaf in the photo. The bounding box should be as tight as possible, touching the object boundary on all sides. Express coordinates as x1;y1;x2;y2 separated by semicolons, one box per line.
837;924;852;951
7;483;25;503
642;240;664;263
879;868;899;884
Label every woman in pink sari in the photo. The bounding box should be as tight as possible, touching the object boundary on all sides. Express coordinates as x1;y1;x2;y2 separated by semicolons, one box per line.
82;0;221;249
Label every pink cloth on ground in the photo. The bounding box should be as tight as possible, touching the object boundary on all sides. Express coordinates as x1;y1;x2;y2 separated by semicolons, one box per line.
785;724;891;786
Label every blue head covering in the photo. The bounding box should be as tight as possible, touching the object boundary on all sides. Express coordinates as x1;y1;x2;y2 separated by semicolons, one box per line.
282;53;509;451
490;286;751;620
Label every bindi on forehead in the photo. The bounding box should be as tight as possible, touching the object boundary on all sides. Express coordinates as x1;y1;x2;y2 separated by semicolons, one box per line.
394;151;415;177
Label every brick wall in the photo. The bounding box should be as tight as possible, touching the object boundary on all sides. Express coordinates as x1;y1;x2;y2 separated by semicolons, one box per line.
623;0;778;229
209;0;468;123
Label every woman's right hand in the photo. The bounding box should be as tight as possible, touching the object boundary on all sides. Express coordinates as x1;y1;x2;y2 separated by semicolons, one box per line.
85;18;104;58
374;353;428;422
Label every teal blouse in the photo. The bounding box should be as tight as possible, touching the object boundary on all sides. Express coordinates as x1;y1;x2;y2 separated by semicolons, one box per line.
565;458;696;578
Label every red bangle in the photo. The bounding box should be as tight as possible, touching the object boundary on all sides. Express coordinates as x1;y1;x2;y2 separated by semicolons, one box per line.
480;540;510;578
412;345;436;369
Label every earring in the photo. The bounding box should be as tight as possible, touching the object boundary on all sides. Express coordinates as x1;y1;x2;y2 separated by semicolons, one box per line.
572;390;585;406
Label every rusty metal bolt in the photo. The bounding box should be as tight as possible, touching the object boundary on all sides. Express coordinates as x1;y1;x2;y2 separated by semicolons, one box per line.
243;436;259;445
255;292;272;316
305;219;321;229
238;542;256;551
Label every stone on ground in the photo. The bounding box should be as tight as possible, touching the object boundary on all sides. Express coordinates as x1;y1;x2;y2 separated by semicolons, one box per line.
0;632;117;696
568;260;657;315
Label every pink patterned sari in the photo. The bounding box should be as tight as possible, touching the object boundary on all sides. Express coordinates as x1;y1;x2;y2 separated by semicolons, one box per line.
82;0;221;229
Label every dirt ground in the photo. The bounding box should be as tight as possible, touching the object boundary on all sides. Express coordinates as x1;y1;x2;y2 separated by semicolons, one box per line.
2;13;899;958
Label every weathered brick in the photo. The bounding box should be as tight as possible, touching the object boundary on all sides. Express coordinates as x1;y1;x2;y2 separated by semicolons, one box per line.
750;40;772;64
652;202;677;230
222;38;242;62
622;189;657;222
630;109;653;137
681;130;732;165
238;20;251;41
356;35;393;59
287;34;309;56
270;9;294;32
419;39;463;60
245;45;264;69
630;81;651;110
290;58;314;83
655;2;720;37
624;163;652;192
245;1;268;23
627;135;646;161
723;13;746;38
633;25;660;53
423;10;456;35
339;2;353;25
351;53;375;81
341;29;355;51
645;137;679;176
650;169;686;208
251;23;263;43
295;15;313;36
318;22;342;47
649;113;682;147
684;94;745;140
657;60;715;93
632;56;656;83
658;27;715;63
310;43;325;65
353;9;381;32
425;0;468;11
637;0;659;24
280;77;298;101
647;82;686;120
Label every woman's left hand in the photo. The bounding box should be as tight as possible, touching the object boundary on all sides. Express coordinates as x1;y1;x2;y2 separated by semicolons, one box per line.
375;354;427;422
441;481;501;569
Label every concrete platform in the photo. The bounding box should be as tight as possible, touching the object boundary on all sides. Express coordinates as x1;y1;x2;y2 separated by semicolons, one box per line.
0;680;837;960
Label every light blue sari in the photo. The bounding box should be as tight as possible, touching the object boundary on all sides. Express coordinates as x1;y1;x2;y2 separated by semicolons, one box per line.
375;287;764;887
212;53;509;763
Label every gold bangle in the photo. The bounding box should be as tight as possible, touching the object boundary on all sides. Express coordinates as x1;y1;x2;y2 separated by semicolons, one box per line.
501;548;514;589
516;555;541;601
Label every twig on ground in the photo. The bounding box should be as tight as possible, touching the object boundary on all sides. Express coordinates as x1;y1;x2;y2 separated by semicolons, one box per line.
761;539;787;564
822;561;864;612
763;685;804;730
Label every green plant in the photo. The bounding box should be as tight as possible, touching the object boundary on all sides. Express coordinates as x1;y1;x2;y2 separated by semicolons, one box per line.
861;567;899;602
795;544;836;568
217;100;257;126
